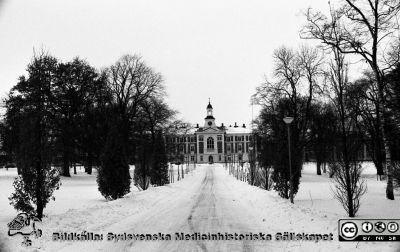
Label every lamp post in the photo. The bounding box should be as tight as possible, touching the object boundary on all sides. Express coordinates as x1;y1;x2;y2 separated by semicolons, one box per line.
283;116;294;204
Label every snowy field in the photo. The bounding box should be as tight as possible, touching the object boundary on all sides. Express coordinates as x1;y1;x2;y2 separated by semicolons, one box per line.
296;162;400;218
0;163;399;252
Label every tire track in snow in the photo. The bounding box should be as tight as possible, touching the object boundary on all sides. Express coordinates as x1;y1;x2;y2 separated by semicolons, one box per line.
187;166;215;251
187;166;254;252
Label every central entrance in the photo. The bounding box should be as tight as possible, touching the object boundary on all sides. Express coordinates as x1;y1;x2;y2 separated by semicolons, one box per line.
208;155;213;164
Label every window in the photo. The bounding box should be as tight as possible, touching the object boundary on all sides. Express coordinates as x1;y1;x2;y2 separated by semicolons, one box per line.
217;141;222;153
219;155;221;161
190;145;195;153
200;156;203;161
227;145;231;152
217;135;222;141
199;142;204;154
199;135;204;141
246;136;249;141
191;156;194;161
238;144;242;152
207;137;214;150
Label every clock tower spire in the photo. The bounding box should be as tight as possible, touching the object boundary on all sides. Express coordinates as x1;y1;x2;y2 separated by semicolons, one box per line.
204;99;216;128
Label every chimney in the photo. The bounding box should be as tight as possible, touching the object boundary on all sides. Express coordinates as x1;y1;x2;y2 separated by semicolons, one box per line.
234;122;238;128
229;125;232;127
221;123;224;127
242;123;246;128
196;123;199;128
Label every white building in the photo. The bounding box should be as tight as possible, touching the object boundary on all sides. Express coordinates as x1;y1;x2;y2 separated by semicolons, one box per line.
167;101;254;164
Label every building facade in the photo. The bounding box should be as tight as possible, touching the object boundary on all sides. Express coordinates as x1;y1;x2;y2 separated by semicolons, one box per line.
166;101;254;164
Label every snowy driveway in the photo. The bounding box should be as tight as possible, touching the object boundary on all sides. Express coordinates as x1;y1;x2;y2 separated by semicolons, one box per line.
4;164;397;252
103;165;267;252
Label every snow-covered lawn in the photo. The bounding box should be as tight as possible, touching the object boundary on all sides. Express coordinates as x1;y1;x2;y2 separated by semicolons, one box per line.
0;163;399;252
296;162;400;218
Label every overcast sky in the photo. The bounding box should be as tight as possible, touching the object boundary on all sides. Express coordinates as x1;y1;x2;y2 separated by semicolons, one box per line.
0;0;331;126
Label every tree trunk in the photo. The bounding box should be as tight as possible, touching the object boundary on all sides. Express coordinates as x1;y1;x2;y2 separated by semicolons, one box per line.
62;149;71;177
377;81;394;200
264;169;269;190
35;156;44;219
85;151;93;175
316;161;322;175
285;181;289;199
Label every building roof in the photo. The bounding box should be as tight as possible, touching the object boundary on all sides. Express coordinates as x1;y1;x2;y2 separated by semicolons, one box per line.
207;102;213;109
195;126;225;133
193;126;252;134
225;127;252;134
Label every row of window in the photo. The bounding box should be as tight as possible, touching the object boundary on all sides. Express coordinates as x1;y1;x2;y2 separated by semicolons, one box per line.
225;142;250;153
199;155;223;162
184;155;248;163
173;142;251;154
168;136;196;143
225;135;253;142
177;134;252;142
175;155;243;163
174;144;196;154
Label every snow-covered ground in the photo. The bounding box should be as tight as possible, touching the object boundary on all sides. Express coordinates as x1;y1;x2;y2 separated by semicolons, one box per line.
296;162;400;218
0;163;399;252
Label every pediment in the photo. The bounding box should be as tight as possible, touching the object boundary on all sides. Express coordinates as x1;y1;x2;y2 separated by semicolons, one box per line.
202;127;223;133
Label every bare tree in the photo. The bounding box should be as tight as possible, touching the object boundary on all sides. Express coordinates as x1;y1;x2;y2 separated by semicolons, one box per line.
333;161;367;217
100;54;165;193
106;54;164;144
302;0;400;200
346;71;386;178
253;45;325;201
134;97;176;188
328;45;367;217
254;45;324;134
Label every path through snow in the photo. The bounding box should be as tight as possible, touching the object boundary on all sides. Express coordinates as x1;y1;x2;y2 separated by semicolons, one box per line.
3;165;398;252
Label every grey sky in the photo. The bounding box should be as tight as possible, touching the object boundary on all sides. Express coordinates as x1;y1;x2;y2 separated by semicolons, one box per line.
0;0;330;126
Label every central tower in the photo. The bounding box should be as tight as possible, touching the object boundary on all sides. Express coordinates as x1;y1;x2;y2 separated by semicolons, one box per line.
204;99;216;128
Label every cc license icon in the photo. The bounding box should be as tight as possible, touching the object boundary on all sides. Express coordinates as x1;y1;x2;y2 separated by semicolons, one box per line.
341;222;358;239
374;221;386;233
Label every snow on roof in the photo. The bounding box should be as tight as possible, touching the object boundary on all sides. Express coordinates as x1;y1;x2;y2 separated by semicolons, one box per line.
185;127;198;134
225;127;252;134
